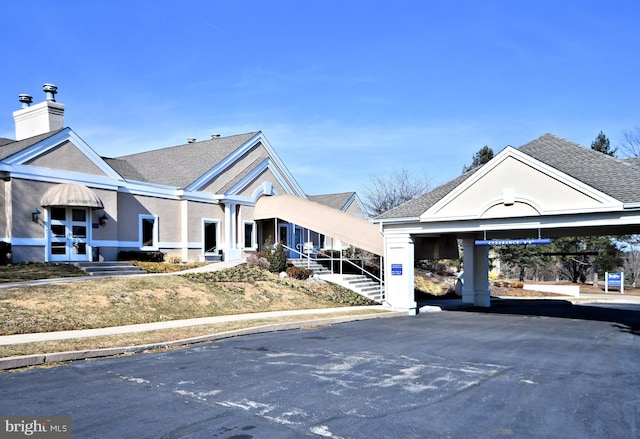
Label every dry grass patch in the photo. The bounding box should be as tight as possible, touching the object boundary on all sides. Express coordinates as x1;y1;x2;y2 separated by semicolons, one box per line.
0;309;390;359
0;266;376;337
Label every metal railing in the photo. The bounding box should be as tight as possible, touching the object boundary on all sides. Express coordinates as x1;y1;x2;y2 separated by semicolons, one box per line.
284;244;384;299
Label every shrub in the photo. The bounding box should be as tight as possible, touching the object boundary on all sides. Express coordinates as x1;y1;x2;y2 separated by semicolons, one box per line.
513;281;524;289
118;250;165;262
165;253;183;264
184;265;275;283
415;276;444;295
286;265;313;280
247;254;270;270
263;242;287;273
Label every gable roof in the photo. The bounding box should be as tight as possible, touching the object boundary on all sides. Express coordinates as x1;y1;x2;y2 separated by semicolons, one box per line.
518;133;640;203
376;133;640;221
376;170;478;220
0;129;65;161
104;132;258;188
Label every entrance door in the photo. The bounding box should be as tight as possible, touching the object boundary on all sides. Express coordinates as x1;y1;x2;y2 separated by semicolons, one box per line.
49;207;90;262
203;221;218;254
294;226;303;257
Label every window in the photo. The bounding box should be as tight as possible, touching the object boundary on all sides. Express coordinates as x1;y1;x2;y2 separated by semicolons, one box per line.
203;220;219;254
139;215;158;249
244;221;255;249
50;207;66;221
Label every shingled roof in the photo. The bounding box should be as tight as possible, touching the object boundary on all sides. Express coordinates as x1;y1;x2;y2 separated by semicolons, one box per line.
0;129;65;161
104;132;258;188
376;133;640;220
519;133;640;203
308;192;357;210
375;170;478;220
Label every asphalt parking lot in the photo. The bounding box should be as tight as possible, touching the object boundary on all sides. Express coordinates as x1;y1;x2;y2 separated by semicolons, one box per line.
1;299;638;438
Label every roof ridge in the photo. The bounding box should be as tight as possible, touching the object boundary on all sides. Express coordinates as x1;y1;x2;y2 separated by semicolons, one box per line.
115;131;259;160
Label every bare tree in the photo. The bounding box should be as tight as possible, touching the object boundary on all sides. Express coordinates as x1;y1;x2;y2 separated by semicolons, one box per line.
361;166;431;216
620;126;640;157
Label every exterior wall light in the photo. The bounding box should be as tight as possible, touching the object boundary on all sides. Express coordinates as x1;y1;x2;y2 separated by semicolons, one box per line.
31;208;41;223
99;213;108;226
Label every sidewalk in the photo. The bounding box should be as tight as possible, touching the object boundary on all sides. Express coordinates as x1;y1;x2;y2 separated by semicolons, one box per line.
0;306;389;346
0;306;402;370
494;292;640;305
0;259;246;290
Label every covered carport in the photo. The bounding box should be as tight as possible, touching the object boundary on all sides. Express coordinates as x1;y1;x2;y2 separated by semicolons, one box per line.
376;134;640;314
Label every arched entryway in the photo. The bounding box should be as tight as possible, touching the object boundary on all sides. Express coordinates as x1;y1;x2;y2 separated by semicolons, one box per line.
377;134;640;314
40;183;104;262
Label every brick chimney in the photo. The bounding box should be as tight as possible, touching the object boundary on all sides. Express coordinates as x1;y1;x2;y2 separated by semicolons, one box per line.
13;84;65;140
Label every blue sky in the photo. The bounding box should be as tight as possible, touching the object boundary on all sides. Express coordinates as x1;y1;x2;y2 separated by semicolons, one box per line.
1;1;639;196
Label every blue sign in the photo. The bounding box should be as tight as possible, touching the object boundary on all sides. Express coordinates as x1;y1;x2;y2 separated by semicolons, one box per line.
475;238;552;246
607;272;622;287
391;264;403;276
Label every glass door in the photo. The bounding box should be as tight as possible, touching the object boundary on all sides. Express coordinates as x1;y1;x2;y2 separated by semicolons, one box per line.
49;207;90;262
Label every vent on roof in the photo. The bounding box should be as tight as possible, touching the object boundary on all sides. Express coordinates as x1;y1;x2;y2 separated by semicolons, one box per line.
187;137;196;143
13;83;65;140
18;94;33;108
211;133;221;139
43;84;58;101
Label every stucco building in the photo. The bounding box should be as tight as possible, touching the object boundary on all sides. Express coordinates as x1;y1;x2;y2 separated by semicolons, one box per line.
0;85;376;265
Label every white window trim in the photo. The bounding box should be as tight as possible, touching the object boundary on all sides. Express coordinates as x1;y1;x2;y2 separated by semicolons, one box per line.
243;221;256;250
202;218;221;255
139;214;159;250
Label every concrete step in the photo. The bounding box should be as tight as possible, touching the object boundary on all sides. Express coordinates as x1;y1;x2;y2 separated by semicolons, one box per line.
288;259;383;302
318;273;384;303
288;259;332;274
72;262;146;276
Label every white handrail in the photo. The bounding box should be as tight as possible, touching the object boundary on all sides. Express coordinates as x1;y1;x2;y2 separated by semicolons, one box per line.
283;244;384;299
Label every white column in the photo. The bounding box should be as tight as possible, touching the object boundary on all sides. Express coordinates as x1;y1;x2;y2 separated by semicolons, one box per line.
462;238;491;307
180;199;188;262
384;233;417;315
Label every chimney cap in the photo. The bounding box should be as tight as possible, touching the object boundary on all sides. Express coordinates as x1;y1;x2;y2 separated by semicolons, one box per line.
18;94;33;108
43;83;58;101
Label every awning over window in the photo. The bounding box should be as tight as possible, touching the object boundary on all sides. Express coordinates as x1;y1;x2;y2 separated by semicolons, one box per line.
254;194;383;255
40;183;104;208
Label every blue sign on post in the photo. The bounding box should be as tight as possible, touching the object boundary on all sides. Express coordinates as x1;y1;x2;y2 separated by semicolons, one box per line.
607;272;622;286
391;264;403;276
605;272;624;294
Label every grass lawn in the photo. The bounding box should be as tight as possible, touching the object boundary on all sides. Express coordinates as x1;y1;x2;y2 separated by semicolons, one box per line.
0;264;381;358
0;263;87;283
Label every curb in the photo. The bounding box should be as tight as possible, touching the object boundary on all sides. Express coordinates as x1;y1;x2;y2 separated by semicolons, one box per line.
0;311;406;371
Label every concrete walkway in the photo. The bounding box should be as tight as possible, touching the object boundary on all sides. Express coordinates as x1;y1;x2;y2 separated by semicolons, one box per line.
0;306;388;346
0;259;246;290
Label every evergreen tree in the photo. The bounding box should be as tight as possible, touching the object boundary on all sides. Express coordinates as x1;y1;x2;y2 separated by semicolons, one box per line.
551;236;623;283
265;241;288;273
590;131;617;156
463;146;494;173
497;244;550;281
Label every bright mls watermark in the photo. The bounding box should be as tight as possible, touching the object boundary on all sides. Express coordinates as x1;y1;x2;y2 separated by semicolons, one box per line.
0;417;71;438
